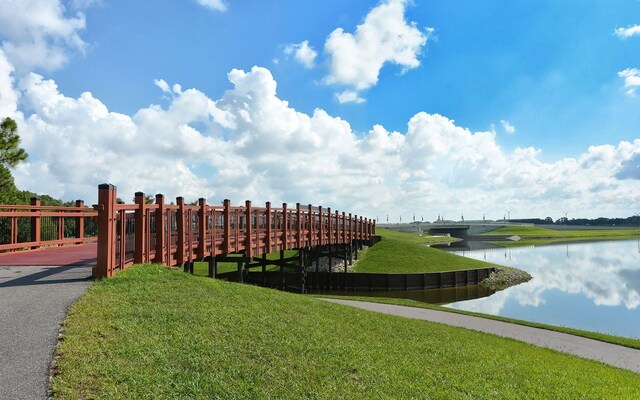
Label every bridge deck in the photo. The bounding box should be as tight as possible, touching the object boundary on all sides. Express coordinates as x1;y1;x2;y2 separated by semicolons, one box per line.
0;244;96;266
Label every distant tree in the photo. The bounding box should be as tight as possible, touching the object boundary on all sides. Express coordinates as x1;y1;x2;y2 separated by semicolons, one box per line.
0;117;28;201
0;117;28;169
132;194;155;204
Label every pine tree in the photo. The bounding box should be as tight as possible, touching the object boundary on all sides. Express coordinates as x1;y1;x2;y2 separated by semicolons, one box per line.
0;117;28;201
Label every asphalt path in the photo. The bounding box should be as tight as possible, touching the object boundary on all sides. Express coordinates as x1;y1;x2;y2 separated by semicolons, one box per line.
321;298;640;374
0;265;92;400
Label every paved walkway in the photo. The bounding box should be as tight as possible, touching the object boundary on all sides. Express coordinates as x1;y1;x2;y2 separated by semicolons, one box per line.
321;299;640;374
0;265;93;400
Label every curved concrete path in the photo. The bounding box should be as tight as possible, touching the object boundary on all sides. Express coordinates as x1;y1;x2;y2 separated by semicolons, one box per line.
321;298;640;374
0;265;93;400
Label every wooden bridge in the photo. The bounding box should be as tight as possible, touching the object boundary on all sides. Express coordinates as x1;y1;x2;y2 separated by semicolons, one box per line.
0;198;98;266
1;184;497;294
1;184;376;292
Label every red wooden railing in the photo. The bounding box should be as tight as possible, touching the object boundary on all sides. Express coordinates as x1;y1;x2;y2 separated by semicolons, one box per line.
94;184;376;278
0;198;97;253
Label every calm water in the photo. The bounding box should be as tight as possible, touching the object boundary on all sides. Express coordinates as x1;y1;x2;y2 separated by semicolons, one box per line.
444;240;640;339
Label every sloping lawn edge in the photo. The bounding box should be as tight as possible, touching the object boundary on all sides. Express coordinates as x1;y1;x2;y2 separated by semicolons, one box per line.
314;294;640;350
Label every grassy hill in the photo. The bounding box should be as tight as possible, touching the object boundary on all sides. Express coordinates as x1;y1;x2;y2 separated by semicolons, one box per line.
486;225;640;239
353;228;497;273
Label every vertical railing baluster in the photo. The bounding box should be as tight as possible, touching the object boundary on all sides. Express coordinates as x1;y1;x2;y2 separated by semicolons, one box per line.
176;197;185;267
245;200;252;259
198;198;207;259
155;194;165;264
134;192;146;264
223;199;231;254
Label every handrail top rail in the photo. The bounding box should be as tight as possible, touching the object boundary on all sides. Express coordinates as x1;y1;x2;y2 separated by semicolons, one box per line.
0;204;95;212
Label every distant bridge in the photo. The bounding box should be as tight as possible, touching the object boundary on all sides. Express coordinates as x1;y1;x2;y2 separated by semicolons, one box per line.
378;222;518;238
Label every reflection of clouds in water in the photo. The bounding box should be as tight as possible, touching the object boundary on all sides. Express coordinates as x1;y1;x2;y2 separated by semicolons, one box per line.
448;241;640;315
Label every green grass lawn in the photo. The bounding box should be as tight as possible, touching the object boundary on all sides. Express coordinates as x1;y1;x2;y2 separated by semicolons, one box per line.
314;295;640;350
485;225;640;239
354;228;498;273
52;265;640;399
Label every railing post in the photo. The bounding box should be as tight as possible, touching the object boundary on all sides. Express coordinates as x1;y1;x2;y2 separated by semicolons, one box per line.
362;217;366;241
75;199;84;243
223;199;231;254
245;200;252;259
296;203;302;248
308;204;313;247
177;197;186;266
96;184;117;278
366;218;370;240
349;213;353;242
134;192;146;264
265;202;272;253
342;212;346;244
282;203;288;250
30;197;41;250
155;194;165;264
327;207;332;246
199;198;207;259
335;210;340;244
318;206;323;246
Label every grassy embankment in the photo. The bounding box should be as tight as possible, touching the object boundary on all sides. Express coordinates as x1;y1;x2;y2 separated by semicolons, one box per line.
190;228;479;276
52;265;640;399
353;228;495;273
485;226;640;247
317;295;640;350
321;228;637;349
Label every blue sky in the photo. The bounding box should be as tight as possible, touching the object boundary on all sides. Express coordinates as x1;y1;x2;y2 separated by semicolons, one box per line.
50;0;640;159
1;0;640;220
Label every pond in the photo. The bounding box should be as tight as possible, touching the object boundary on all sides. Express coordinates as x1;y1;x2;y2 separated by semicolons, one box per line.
441;239;640;339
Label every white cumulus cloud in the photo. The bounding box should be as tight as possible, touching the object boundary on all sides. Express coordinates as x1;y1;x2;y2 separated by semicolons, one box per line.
0;0;87;73
1;58;639;219
195;0;227;12
501;119;516;134
615;24;640;39
324;0;430;95
284;40;317;69
335;90;366;104
618;68;640;95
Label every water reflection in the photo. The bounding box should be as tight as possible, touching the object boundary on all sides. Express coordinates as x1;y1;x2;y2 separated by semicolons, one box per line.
443;240;640;339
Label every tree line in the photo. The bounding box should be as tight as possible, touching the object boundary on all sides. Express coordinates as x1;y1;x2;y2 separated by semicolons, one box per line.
510;216;640;227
